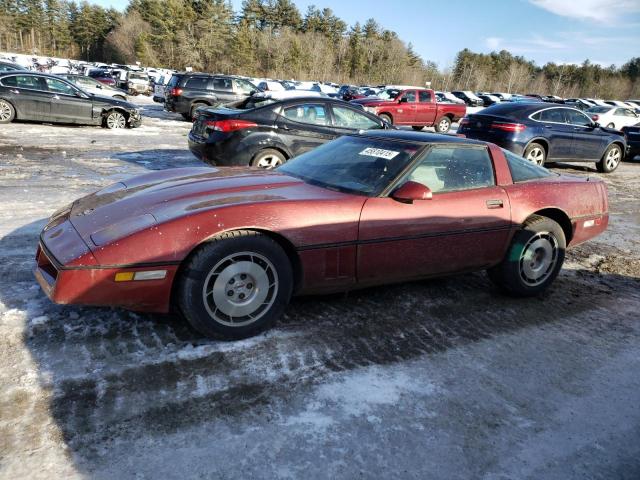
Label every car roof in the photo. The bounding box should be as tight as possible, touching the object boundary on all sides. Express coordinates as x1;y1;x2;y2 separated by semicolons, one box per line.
358;130;488;146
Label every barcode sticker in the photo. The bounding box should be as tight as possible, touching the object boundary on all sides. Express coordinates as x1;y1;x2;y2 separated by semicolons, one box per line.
359;148;400;159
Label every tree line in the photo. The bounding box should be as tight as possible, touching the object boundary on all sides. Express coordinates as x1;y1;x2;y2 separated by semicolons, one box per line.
1;0;639;98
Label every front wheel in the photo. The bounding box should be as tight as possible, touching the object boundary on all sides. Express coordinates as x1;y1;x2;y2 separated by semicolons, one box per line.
177;231;293;339
487;215;566;297
0;99;16;123
524;142;546;165
379;113;392;126
251;148;286;169
103;110;126;129
435;116;452;133
596;144;622;173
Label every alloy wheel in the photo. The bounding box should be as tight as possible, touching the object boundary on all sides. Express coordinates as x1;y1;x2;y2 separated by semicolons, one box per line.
256;154;283;169
106;112;126;129
518;232;559;287
438;118;450;132
0;101;11;121
605;147;621;171
202;251;279;327
526;147;545;165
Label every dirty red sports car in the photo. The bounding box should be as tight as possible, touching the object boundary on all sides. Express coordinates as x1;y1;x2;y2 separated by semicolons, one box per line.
35;131;609;338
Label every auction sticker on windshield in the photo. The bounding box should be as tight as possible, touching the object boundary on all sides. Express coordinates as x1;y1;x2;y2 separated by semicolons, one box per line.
359;147;400;160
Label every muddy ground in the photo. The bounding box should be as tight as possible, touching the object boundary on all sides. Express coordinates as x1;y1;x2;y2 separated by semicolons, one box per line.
1;98;639;479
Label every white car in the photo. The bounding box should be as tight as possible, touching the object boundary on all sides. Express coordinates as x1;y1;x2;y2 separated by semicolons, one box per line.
59;74;128;101
258;80;285;91
311;83;338;95
586;106;640;130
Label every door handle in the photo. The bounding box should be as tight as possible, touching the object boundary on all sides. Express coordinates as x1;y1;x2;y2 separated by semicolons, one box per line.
280;124;290;130
52;95;60;100
486;199;504;209
9;89;19;94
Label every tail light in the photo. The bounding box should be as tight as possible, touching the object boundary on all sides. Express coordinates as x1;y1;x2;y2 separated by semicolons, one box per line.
591;114;599;121
491;122;526;132
203;119;258;132
169;87;183;96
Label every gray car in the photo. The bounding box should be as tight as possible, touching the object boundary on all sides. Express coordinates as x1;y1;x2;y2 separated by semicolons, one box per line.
0;72;141;129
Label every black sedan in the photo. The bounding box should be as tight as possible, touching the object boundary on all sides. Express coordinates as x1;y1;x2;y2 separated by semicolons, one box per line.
622;122;640;160
188;96;389;168
458;103;626;173
0;72;141;128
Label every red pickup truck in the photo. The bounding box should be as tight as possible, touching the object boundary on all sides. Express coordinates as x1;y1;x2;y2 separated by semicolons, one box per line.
351;88;466;133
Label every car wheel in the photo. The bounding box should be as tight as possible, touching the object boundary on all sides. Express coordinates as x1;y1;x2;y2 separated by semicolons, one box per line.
412;126;424;131
0;99;15;123
435;116;452;133
104;110;126;129
379;113;392;125
524;142;546;165
487;215;566;297
177;231;293;339
190;102;206;120
606;123;615;129
251;149;286;169
596;143;622;173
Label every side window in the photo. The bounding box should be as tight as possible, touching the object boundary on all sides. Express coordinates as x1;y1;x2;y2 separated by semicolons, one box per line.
283;104;328;126
538;108;566;123
404;90;417;102
332;106;381;130
234;79;256;94
9;75;47;91
503;148;553;182
1;75;17;87
565;109;592;126
419;91;432;103
407;147;494;194
45;78;76;95
212;77;232;91
185;77;209;89
0;64;19;72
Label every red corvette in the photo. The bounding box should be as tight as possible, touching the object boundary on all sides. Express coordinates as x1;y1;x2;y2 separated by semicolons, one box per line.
35;131;608;338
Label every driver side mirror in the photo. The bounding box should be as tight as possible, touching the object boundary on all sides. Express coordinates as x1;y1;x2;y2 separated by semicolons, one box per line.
591;121;600;128
399;97;408;103
391;181;433;203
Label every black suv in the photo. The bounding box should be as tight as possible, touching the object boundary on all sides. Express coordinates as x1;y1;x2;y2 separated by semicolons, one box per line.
164;73;261;120
0;72;141;128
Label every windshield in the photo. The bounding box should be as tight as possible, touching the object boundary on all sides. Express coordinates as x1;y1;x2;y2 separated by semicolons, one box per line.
377;89;400;100
587;106;612;113
277;136;421;196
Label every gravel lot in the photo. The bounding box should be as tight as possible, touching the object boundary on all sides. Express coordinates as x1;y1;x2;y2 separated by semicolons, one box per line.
1;97;639;479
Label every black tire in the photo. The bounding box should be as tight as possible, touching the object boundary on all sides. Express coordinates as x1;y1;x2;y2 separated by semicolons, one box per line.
0;99;16;123
190;102;206;120
379;113;392;126
412;126;424;131
177;231;293;339
103;110;126;129
251;148;286;169
523;142;546;165
487;215;566;297
596;143;622;173
435;116;452;133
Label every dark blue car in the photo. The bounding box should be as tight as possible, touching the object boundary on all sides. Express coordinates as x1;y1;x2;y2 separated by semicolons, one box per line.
622;122;640;160
458;103;626;173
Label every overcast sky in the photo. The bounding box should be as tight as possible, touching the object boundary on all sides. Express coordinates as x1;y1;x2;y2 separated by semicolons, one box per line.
88;0;640;68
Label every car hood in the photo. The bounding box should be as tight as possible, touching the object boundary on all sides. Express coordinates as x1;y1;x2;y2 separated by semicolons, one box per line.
68;167;344;246
90;93;136;109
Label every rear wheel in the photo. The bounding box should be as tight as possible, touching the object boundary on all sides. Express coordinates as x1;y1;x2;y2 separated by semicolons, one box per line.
487;215;566;296
379;113;392;126
0;99;15;123
177;231;293;339
524;142;546;165
596;143;622;173
251;148;286;169
435;116;452;133
104;110;126;129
